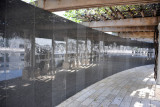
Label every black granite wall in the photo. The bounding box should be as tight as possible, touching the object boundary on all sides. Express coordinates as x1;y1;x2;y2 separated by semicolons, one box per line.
0;0;154;107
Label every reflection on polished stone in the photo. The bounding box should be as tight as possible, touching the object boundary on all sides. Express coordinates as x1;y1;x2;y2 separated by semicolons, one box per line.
0;0;155;107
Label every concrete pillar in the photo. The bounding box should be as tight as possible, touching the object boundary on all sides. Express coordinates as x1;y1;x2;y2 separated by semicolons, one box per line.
37;0;44;8
51;34;55;74
31;34;35;79
157;23;160;84
22;31;31;80
65;37;68;61
85;38;87;66
76;38;79;68
31;34;35;68
62;37;70;69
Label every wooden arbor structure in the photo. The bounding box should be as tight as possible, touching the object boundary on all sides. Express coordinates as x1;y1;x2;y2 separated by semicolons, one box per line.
37;0;160;40
36;0;160;83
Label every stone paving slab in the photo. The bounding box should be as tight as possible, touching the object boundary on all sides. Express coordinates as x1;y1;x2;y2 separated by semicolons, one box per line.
57;65;160;107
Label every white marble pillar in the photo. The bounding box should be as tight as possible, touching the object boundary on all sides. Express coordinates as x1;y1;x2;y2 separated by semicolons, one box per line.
157;23;160;85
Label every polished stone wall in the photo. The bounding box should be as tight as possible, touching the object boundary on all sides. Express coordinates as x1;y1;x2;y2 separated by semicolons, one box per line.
0;0;154;107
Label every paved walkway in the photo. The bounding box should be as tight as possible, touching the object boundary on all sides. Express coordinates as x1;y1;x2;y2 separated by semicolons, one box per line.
57;65;160;107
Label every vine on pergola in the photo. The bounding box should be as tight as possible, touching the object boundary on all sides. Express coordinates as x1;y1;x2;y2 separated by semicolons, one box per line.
64;4;159;23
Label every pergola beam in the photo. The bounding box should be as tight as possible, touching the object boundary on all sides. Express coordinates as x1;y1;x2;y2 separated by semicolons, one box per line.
109;7;118;18
105;9;115;20
118;32;154;38
128;7;134;18
81;17;160;28
116;9;124;19
140;10;145;18
93;26;155;32
153;9;157;16
37;0;160;11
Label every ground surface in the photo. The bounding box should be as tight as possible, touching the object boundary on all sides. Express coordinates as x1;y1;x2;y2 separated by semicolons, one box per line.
57;65;160;107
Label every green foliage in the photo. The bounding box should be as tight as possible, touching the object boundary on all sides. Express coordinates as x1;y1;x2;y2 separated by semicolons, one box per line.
22;0;37;6
64;3;156;23
64;10;84;23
